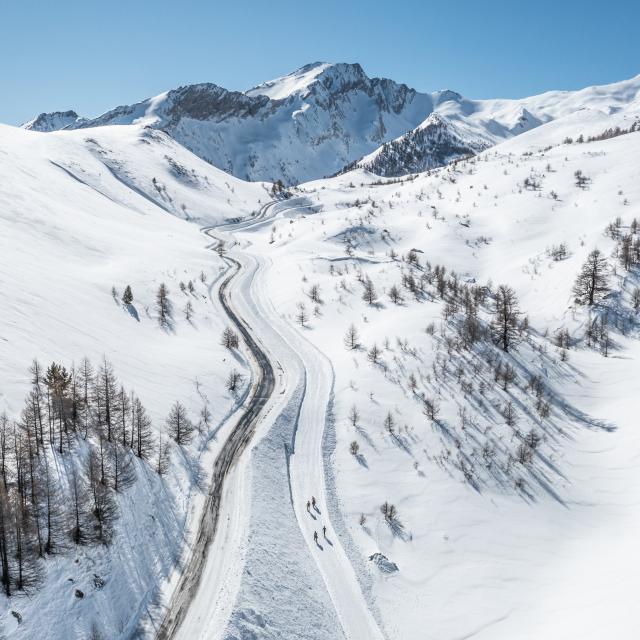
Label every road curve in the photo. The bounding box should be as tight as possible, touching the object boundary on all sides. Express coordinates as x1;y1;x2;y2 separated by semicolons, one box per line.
156;244;275;639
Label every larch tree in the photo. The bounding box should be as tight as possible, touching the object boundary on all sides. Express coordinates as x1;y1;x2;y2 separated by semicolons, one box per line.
122;285;133;305
166;401;194;446
156;282;172;327
573;249;609;306
343;324;360;350
362;277;378;305
221;327;240;349
491;285;521;352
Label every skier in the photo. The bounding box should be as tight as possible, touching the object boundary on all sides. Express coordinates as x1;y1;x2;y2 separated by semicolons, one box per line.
313;531;318;543
311;496;316;509
306;500;310;512
322;525;326;538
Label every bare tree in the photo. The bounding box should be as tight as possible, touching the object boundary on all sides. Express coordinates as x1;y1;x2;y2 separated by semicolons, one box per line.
344;324;360;350
296;303;309;327
388;284;403;304
383;411;395;434
362;277;378;305
184;301;194;322
308;284;323;305
380;501;397;522
226;369;242;393
492;285;521;352
166;401;194;446
86;448;118;544
367;344;381;364
221;327;240;350
503;401;518;427
156;283;172;327
423;397;440;422
155;435;171;476
573;249;609;305
131;396;154;460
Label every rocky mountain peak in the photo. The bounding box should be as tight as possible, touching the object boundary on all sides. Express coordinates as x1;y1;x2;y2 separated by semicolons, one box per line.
22;110;84;132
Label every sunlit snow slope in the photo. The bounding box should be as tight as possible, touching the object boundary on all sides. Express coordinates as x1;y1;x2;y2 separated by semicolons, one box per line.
230;105;640;640
0;123;268;638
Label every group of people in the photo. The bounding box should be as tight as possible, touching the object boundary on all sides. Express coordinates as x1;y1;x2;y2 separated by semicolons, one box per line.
306;495;328;545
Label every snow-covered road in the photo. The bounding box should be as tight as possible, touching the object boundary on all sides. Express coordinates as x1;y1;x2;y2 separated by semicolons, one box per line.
159;200;384;639
156;252;277;639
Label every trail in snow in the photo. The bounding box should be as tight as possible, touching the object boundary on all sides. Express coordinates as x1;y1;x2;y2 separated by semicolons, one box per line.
282;302;386;640
158;198;382;639
156;243;276;639
223;205;385;639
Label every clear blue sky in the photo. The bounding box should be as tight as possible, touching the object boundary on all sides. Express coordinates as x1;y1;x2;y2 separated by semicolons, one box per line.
2;0;639;125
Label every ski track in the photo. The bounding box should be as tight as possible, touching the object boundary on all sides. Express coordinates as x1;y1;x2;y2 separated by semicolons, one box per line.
221;203;384;639
160;199;383;639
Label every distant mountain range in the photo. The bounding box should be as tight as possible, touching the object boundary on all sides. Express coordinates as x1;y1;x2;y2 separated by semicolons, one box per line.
23;62;640;183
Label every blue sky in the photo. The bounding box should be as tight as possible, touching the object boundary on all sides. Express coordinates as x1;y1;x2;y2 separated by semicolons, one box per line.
2;0;639;125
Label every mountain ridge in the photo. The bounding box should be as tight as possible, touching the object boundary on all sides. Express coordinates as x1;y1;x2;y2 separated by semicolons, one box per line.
22;64;640;183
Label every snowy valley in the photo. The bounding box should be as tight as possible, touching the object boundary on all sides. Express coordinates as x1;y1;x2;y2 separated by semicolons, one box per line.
1;63;640;640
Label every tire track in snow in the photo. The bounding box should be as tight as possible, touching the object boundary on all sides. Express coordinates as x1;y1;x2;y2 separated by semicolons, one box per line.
156;220;276;639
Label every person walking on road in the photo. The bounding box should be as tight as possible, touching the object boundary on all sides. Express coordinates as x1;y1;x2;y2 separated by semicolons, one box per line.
313;531;318;543
322;525;326;538
306;500;310;512
311;496;316;510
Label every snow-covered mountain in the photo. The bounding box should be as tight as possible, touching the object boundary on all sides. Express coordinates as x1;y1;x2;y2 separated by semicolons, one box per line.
22;64;640;183
342;112;488;177
22;109;86;132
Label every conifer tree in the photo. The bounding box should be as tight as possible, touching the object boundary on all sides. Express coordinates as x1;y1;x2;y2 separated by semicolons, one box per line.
122;285;133;305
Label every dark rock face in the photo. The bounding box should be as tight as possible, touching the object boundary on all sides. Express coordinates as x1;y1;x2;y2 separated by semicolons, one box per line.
165;84;269;123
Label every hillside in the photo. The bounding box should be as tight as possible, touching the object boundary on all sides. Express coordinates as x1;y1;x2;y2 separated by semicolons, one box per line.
2;70;640;640
221;108;640;639
0;123;267;638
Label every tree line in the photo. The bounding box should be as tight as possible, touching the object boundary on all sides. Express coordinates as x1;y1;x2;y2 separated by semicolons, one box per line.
0;357;203;597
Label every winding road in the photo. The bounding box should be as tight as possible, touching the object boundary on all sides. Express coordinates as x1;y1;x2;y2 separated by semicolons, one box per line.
156;200;385;640
156;251;275;639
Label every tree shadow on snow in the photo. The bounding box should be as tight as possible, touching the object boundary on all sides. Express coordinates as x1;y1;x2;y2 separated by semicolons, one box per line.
388;518;411;542
356;426;378;452
390;432;413;456
355;453;369;469
174;445;207;492
125;303;140;322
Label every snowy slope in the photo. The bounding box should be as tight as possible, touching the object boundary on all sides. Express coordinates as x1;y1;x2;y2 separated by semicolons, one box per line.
0;123;268;638
3;68;640;640
221;108;640;639
23;64;640;183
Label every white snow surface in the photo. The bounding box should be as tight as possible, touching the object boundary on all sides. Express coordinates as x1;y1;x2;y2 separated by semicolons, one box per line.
201;109;640;639
2;72;640;640
0;123;266;638
246;61;335;100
